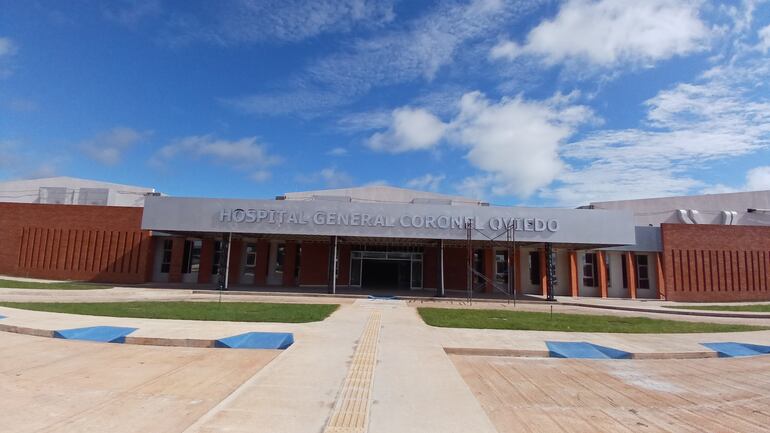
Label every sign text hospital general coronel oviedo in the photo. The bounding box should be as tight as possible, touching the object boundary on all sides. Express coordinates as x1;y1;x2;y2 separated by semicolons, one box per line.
219;208;560;232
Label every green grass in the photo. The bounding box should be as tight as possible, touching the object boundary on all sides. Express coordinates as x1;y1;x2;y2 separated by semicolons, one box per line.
417;307;768;333
0;279;112;290
667;304;770;313
0;301;339;323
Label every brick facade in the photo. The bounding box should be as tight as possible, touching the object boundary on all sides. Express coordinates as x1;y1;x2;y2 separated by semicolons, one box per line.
661;224;770;302
0;202;153;283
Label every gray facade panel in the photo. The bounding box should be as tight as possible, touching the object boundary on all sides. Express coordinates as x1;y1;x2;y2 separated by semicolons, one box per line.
142;196;636;246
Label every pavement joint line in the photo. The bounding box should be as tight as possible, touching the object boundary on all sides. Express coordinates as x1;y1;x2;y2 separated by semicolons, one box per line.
324;311;381;433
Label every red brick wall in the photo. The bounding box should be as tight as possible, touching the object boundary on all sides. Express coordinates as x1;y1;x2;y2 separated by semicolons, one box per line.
443;247;468;291
299;242;329;286
423;246;438;290
0;203;152;284
661;224;770;302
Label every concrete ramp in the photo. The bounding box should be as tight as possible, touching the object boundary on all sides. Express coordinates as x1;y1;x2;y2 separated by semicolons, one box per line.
215;332;294;350
54;326;137;343
546;341;631;359
702;342;770;358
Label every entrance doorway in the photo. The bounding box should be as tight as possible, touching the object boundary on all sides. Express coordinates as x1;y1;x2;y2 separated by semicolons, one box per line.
350;249;423;290
361;259;411;289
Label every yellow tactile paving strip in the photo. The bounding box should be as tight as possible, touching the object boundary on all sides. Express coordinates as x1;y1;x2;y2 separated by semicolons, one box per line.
324;312;381;433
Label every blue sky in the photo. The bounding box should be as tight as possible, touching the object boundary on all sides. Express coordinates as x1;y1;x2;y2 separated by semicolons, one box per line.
1;0;769;206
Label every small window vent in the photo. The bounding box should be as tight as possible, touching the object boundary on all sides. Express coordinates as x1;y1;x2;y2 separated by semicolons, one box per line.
77;188;109;205
39;187;72;204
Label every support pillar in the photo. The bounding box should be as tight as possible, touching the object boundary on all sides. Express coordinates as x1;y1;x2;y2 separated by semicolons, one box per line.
328;236;338;294
656;252;666;300
484;247;495;294
539;248;547;297
168;237;184;283
437;239;445;297
512;248;521;295
227;237;242;288
568;251;578;297
253;240;269;286
197;239;215;284
598;251;608;298
625;251;637;299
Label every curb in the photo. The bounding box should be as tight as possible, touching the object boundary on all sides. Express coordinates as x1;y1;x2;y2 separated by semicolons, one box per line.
443;346;721;360
562;301;770;319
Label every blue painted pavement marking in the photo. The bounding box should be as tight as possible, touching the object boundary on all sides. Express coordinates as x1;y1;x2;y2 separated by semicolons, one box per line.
215;332;294;350
546;341;632;359
702;342;770;358
367;295;399;300
53;326;137;343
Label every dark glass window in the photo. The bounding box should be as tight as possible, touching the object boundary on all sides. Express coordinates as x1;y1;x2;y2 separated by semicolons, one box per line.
583;253;597;287
211;241;223;275
160;239;173;273
622;255;628;289
243;243;257;276
495;251;508;284
181;240;201;274
636;255;650;289
529;251;540;285
275;245;285;274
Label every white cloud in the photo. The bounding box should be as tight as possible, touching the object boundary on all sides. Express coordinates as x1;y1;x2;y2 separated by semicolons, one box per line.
450;91;594;197
165;0;396;46
103;0;162;26
491;0;710;68
542;59;770;205
228;0;545;116
758;24;770;53
746;166;770;190
152;135;280;181
0;37;18;78
80;127;148;165
406;173;445;192
250;170;272;183
367;107;447;153
297;167;355;189
327;147;348;156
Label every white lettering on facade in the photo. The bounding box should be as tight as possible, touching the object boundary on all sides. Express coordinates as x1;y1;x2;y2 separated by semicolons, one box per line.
218;208;560;232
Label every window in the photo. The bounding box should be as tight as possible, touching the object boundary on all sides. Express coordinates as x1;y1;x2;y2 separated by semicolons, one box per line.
211;241;223;275
243;243;257;276
181;240;202;274
495;251;509;284
635;255;650;289
473;250;484;285
583;253;598;287
605;254;611;287
275;245;285;274
529;251;540;285
622;255;628;288
160;239;173;273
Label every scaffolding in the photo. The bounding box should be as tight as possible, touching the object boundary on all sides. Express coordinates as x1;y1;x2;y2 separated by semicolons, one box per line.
465;221;516;306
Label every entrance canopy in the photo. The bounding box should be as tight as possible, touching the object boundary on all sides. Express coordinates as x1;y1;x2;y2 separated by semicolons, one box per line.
142;195;636;246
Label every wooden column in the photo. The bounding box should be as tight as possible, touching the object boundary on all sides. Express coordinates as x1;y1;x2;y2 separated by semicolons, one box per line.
282;241;297;287
484;247;495;294
625;251;637;299
568;251;578;297
539;248;547;297
197;239;215;284
168;237;185;283
656;252;666;300
597;251;608;298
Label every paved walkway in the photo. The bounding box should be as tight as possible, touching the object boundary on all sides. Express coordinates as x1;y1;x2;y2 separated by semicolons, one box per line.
1;287;770;432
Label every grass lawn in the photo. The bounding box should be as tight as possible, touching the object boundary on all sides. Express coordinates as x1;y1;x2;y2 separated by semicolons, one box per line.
0;279;112;290
0;301;339;323
667;304;770;313
417;307;768;333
